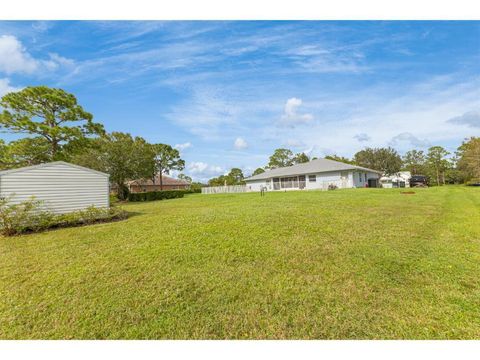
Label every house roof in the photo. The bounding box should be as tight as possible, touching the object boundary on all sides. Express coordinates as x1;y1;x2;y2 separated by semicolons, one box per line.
127;174;190;186
0;161;109;177
245;158;383;181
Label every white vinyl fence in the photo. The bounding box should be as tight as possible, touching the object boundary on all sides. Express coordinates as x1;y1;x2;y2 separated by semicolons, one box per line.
202;185;248;194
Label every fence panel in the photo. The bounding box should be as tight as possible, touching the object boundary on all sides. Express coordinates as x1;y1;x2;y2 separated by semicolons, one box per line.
202;185;248;194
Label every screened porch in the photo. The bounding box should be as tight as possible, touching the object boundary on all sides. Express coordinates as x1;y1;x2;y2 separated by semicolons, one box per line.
271;175;307;190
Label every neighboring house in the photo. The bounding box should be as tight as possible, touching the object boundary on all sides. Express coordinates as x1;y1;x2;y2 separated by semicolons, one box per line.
0;161;109;214
244;158;382;191
127;174;190;193
379;171;412;188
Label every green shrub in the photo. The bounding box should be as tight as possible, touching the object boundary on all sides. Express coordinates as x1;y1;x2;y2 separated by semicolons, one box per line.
56;206;128;227
128;192;146;202
0;197;54;236
127;190;185;202
466;179;480;186
146;191;157;201
109;194;119;204
0;197;128;236
183;188;201;194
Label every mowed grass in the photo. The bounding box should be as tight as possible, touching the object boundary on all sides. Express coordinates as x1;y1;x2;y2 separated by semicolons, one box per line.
1;186;479;339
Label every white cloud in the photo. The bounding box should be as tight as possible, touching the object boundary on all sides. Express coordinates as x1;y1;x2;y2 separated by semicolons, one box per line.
354;133;371;142
174;142;193;151
0;35;38;74
174;88;235;130
43;53;75;71
278;97;313;128
166;85;254;140
284;40;371;74
0;78;21;97
0;35;74;76
186;161;224;181
233;137;248;150
223;46;258;56
389;132;430;148
276;77;480;156
448;110;480;128
302;146;315;156
284;139;305;148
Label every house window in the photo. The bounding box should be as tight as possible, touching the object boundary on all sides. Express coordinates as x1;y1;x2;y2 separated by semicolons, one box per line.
308;175;316;182
364;173;367;182
358;173;362;182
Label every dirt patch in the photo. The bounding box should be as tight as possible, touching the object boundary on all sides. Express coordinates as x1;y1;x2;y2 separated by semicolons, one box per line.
401;191;415;195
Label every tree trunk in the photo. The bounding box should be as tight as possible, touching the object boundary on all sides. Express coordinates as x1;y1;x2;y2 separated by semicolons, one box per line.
51;139;59;158
436;168;440;186
117;182;127;200
159;172;163;191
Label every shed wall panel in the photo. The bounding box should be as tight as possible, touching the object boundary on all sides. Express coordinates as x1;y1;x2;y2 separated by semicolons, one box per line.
0;163;109;214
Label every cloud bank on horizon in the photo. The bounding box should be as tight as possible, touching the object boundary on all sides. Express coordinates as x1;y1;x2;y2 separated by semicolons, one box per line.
0;21;479;181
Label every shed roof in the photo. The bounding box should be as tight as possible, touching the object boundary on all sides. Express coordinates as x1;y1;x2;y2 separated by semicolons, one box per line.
0;161;109;177
245;158;382;181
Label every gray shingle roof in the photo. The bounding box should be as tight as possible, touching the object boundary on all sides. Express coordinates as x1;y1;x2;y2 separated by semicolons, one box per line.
245;158;382;181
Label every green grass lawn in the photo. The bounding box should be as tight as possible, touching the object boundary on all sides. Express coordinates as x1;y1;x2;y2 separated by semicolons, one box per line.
1;186;479;339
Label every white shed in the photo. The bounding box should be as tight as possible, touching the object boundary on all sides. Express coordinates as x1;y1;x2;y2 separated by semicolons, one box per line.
0;161;109;214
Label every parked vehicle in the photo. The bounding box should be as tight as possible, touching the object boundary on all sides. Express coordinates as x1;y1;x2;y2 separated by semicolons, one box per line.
410;175;428;187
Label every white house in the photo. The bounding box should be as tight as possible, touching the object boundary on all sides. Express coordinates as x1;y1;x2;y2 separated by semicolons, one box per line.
379;171;412;188
0;161;110;214
244;158;382;191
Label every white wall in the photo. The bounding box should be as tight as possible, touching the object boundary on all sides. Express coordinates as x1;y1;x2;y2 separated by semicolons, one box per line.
353;171;365;188
0;162;109;214
305;171;342;189
353;171;381;188
246;179;267;192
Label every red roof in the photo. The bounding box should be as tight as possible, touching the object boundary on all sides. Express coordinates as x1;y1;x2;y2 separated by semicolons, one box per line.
127;174;189;186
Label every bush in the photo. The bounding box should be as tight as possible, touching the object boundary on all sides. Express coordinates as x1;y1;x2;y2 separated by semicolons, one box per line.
127;190;185;202
184;188;202;194
56;206;128;228
466;179;480;186
0;197;55;236
0;196;128;236
146;191;157;201
109;194;119;204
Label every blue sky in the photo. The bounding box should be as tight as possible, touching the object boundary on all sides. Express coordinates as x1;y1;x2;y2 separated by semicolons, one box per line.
0;21;479;181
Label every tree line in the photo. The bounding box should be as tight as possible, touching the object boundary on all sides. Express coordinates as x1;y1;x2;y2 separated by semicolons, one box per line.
0;86;190;199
